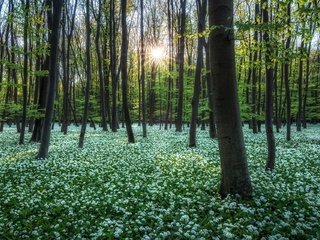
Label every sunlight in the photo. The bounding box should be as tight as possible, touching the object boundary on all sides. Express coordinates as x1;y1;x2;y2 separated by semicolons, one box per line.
150;47;165;62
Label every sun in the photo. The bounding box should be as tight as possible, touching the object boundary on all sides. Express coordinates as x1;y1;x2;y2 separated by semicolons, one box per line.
150;47;165;62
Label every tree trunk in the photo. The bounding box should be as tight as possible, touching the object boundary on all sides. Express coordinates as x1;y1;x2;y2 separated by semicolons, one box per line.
140;0;147;137
19;0;30;144
175;0;186;132
251;2;259;134
189;0;206;147
284;2;291;141
110;0;118;132
95;0;108;131
209;0;252;199
61;5;68;134
262;0;276;170
165;0;174;130
37;0;63;158
78;0;91;148
297;39;304;132
302;48;310;129
121;0;135;143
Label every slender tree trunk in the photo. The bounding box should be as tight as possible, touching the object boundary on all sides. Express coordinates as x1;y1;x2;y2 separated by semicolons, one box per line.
121;0;134;143
175;0;187;132
274;52;279;133
251;2;259;134
79;0;91;148
61;5;69;134
165;0;173;130
189;0;206;147
95;0;108;131
262;0;276;170
209;0;252;199
284;2;291;141
303;38;313;128
257;44;262;132
140;0;147;137
149;63;156;126
297;40;304;132
9;2;20;133
37;0;63;158
19;0;30;144
110;0;118;132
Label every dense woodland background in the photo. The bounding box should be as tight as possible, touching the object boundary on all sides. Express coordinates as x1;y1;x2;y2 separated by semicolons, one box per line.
0;0;319;137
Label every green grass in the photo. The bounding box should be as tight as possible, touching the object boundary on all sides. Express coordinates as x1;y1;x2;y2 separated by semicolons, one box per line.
0;124;319;239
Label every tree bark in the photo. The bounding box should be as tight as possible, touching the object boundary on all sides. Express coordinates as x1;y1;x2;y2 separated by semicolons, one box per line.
189;0;206;147
37;0;63;158
284;2;291;141
121;0;135;143
78;0;92;148
262;0;276;170
95;0;108;131
209;0;252;199
19;0;30;144
110;0;118;132
251;2;259;134
140;0;147;137
175;0;187;132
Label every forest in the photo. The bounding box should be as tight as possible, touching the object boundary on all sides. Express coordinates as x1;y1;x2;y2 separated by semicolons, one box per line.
0;0;319;239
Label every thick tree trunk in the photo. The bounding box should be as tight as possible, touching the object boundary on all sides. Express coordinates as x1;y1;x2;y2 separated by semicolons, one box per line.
209;0;252;199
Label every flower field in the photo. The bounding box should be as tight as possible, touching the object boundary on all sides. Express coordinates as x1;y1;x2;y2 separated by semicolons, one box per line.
0;125;319;239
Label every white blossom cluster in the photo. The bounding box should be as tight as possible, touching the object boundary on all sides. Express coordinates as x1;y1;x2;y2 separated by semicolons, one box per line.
0;124;319;239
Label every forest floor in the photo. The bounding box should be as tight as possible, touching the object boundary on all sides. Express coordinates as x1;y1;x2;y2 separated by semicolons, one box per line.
0;124;319;239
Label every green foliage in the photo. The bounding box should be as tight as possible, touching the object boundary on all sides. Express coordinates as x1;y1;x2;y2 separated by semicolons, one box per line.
0;126;319;239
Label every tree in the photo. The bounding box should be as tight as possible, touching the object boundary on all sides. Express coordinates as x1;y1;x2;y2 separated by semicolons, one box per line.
189;0;206;147
95;0;108;131
121;0;135;143
78;0;91;148
19;0;30;144
251;2;259;134
110;0;118;132
37;0;63;159
284;2;292;141
208;0;252;198
140;0;147;137
262;0;276;170
165;0;174;130
61;0;78;134
175;0;187;132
